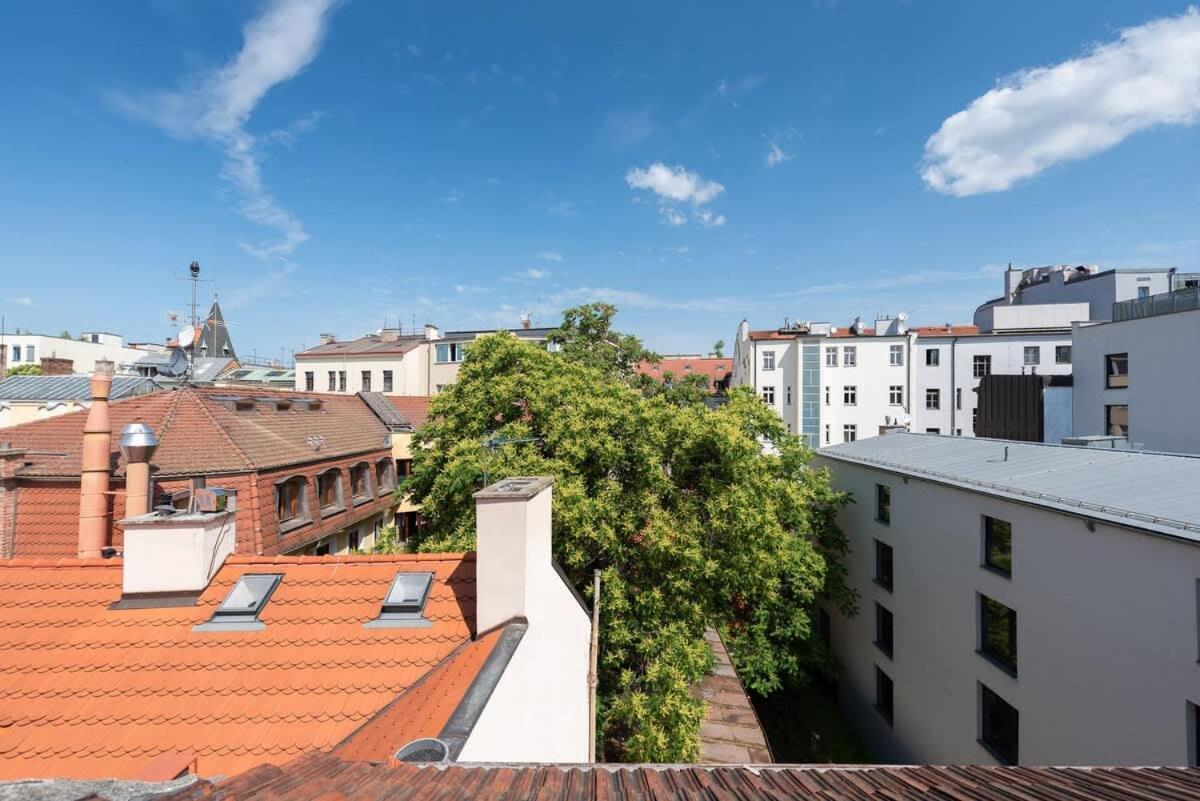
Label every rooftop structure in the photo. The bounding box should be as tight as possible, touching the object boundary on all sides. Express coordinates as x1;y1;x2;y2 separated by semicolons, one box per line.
636;356;732;393
0;374;158;403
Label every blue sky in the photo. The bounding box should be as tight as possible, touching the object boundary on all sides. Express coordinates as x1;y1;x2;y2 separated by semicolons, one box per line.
1;1;1198;359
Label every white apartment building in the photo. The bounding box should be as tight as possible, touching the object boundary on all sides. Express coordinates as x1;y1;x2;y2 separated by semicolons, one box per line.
975;264;1200;324
732;311;1073;447
1072;290;1200;454
294;324;555;395
815;432;1200;767
0;331;162;376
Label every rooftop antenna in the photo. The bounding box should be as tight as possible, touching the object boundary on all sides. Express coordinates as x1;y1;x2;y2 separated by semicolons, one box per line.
189;261;200;328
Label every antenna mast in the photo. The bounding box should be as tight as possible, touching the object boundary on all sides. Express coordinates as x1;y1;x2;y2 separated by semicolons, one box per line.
188;261;201;328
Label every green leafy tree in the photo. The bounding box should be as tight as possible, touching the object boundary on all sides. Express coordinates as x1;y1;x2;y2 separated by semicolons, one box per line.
712;339;725;357
634;370;710;408
405;328;854;761
6;363;41;377
370;524;406;554
546;302;658;380
59;330;71;339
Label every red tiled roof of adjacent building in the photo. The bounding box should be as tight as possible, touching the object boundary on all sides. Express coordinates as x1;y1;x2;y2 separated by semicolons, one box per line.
384;396;433;428
2;386;392;478
156;751;1200;801
636;358;731;390
747;330;800;341
0;552;488;781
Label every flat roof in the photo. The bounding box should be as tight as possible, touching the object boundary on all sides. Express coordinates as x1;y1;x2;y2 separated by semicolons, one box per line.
818;432;1200;544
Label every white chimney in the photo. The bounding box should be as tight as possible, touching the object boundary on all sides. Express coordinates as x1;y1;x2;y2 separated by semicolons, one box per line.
119;509;235;596
473;477;554;632
424;323;441;341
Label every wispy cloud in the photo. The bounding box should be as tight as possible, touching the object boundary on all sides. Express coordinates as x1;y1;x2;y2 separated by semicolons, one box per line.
521;268;549;280
715;74;767;99
538;195;578;217
441;189;465;204
765;140;792;168
626;162;727;226
225;263;297;310
922;8;1200;196
601;107;656;148
781;267;996;298
110;0;337;259
6;296;33;307
536;251;564;262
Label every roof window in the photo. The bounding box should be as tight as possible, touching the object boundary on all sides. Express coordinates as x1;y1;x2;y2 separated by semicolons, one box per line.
365;571;433;629
194;573;282;632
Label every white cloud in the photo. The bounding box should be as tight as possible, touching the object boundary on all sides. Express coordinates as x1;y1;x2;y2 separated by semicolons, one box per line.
522;268;549;280
536;251;563;262
111;0;337;259
626;162;724;204
765;141;792;167
715;75;767;98
6;296;33;306
922;8;1200;196
225;262;297;310
627;162;728;227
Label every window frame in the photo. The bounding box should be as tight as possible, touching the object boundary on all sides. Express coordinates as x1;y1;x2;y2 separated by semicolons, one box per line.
843;423;857;442
274;476;311;534
361;371;372;393
874;539;893;591
382;370;394;393
376;458;396;495
760;386;775;405
1023;346;1040;366
843;385;857;406
304;371;314;391
875;484;890;525
1106;404;1129;437
1105;353;1129;388
979;684;1019;765
874;602;894;657
1055;345;1072;365
338;371;347;392
973;354;991;378
875;666;894;726
982;516;1012;577
825;348;838;367
979;594;1018;676
349;462;374;504
889;344;904;367
762;351;776;371
842;346;857;367
925;388;940;410
316;469;345;516
327;371;336;392
926;348;940;367
888;385;903;405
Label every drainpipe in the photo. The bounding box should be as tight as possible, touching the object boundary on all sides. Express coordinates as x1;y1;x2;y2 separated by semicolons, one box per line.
119;423;159;518
950;337;957;435
78;360;114;558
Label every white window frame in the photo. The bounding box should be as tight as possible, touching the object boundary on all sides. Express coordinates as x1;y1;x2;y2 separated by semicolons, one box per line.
926;388;940;410
762;351;776;371
926;348;940;367
825;348;838;367
889;344;904;367
843;424;857;442
843;346;857;367
1023;346;1040;366
889;385;903;405
761;386;775;404
843;385;857;406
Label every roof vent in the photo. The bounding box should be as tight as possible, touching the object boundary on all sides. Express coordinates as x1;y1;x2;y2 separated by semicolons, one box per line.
274;399;292;412
364;571;434;629
234;398;256;412
394;738;449;763
194;573;282;632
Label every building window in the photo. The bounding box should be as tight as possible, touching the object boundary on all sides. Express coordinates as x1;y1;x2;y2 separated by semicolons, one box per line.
383;370;393;393
843;424;857;442
889;344;904;366
924;388;940;409
275;477;309;527
348;529;360;552
875;603;894;657
350;463;372;502
762;351;776;371
875;484;890;524
25;346;34;362
1055;345;1072;365
786;386;792;405
1105;353;1128;388
980;595;1017;675
926;348;940;367
317;470;344;514
925;427;941;434
824;424;830;444
1138;285;1150;299
875;667;894;726
843;346;857;367
315;540;331;556
983;516;1012;576
972;408;978;431
1190;701;1200;767
10;345;19;362
761;386;775;404
361;371;372;392
376;459;396;493
305;371;314;391
980;684;1018;765
436;342;468;363
824;386;830;405
956;388;962;410
875;540;893;591
889;385;903;405
1106;404;1129;437
338;371;347;392
328;371;336;391
843;385;857;405
973;355;991;378
825;348;838;367
396;458;413;480
1023;346;1040;366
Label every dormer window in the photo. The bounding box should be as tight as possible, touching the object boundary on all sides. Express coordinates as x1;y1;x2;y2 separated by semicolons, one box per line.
350;463;372;504
365;572;434;629
275;476;310;532
317;469;344;515
376;459;396;494
194;573;282;632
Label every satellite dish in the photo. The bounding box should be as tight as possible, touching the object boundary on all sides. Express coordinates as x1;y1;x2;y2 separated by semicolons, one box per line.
177;325;196;348
897;311;909;321
159;347;190;378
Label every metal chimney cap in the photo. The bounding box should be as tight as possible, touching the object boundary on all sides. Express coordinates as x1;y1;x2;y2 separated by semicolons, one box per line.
119;422;159;462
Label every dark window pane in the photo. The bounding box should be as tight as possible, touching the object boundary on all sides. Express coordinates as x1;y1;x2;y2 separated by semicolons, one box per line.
984;517;1012;575
875;603;893;657
876;484;890;524
1106;353;1129;388
875;540;893;591
1106;404;1129;437
981;685;1018;764
981;596;1017;673
875;667;894;725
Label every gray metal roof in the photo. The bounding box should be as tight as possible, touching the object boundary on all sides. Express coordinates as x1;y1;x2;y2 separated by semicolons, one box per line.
818;432;1200;544
357;391;410;428
0;375;160;402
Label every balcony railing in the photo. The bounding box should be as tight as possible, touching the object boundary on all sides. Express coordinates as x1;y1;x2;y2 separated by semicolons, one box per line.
1113;285;1200;322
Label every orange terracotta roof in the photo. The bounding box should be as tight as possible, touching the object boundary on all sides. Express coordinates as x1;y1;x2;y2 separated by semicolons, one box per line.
384;396;432;428
747;329;801;341
636;358;731;390
0;552;480;780
2;386;392;478
911;324;980;337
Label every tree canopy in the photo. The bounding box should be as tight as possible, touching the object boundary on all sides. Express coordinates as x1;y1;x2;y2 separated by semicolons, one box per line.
6;363;41;377
405;313;853;762
545;302;657;380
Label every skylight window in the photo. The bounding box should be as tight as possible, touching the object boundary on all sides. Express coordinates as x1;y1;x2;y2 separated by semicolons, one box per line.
194;573;282;632
365;572;434;629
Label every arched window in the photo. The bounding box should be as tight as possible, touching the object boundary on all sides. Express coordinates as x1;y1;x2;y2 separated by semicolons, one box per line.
375;459;396;494
274;476;311;533
350;462;373;504
316;469;345;516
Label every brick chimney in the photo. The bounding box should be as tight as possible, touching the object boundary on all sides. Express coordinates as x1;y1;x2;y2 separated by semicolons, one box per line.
0;444;27;559
40;356;73;375
78;360;114;558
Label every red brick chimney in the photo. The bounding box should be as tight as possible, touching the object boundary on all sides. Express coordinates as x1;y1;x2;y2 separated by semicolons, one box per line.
78;360;115;558
0;444;27;559
40;356;74;375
